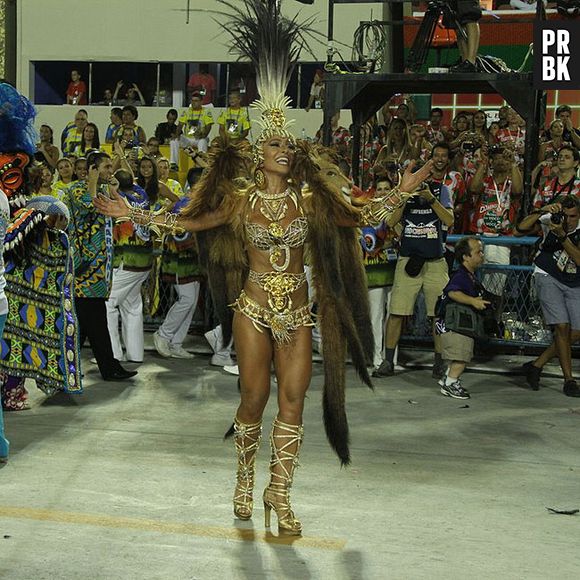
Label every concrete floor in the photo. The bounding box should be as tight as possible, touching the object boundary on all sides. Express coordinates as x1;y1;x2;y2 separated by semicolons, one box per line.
1;337;579;580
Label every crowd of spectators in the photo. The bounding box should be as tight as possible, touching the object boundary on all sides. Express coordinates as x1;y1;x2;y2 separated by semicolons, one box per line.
27;96;580;400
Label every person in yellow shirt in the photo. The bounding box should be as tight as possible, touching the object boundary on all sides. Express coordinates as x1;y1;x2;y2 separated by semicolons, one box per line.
170;92;213;169
218;88;251;142
51;158;76;199
157;158;184;197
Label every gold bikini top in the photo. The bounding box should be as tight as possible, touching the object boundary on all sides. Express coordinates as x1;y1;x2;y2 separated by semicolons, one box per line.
245;215;308;251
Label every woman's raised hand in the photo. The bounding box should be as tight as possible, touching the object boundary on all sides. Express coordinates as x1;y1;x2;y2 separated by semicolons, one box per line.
399;160;433;192
93;189;130;219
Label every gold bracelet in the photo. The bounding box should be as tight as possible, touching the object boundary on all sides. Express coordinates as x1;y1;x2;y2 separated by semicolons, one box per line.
124;206;185;239
360;188;415;225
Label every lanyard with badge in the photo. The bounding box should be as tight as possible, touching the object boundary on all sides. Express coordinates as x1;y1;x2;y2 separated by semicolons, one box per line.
482;177;509;231
187;111;204;136
226;109;242;134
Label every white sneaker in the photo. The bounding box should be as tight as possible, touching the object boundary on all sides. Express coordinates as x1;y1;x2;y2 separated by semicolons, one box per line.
204;328;220;353
211;353;234;367
170;345;195;359
153;331;172;358
223;365;239;376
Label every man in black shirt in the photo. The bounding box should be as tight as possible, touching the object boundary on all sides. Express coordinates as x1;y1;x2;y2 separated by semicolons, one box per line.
155;109;179;145
374;179;454;379
516;196;580;397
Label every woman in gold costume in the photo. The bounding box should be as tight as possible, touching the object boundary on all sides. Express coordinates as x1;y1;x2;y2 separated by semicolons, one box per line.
95;0;432;535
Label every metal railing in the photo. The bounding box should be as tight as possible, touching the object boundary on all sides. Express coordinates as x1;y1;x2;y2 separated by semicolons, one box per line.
403;234;553;347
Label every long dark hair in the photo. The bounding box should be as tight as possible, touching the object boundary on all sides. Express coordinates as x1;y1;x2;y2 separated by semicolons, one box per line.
80;122;101;153
136;156;159;204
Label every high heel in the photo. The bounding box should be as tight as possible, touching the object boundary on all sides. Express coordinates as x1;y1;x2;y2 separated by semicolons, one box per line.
263;418;303;535
232;417;262;520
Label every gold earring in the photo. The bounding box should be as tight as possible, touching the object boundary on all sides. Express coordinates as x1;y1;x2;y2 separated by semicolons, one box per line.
254;168;266;189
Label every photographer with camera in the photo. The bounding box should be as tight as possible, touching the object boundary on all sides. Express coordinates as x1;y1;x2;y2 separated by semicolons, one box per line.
435;236;490;399
515;197;580;397
532;145;580;209
373;162;455;379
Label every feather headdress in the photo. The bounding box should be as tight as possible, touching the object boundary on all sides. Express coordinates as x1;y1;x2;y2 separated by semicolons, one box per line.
211;0;315;155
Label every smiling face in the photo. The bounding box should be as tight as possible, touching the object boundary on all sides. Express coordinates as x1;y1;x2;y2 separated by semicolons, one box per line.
75;159;87;180
57;159;73;180
83;124;95;142
71;70;80;82
431;146;450;172
261;136;295;179
139;159;154;179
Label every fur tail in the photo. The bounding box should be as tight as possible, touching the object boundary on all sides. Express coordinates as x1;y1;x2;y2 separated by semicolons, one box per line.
318;293;351;466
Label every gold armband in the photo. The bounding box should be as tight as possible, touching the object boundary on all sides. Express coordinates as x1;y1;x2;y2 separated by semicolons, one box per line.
359;188;416;225
120;205;185;239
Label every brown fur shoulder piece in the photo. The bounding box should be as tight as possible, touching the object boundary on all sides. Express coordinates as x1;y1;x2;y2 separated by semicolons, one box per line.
297;143;374;466
183;136;252;344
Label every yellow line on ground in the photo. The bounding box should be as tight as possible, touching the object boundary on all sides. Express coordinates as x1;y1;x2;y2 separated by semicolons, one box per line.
0;506;345;551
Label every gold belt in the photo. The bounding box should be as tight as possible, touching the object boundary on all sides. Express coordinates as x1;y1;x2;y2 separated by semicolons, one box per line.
247;270;307;313
232;290;314;346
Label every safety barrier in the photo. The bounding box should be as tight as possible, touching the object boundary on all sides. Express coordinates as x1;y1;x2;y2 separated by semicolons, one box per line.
403;234;554;348
142;234;554;348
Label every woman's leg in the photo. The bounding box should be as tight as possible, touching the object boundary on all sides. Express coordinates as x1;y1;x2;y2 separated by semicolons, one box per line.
234;312;273;422
231;312;273;519
263;326;312;535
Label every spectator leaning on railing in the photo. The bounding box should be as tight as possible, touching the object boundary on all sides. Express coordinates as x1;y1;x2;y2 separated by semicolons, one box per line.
515;197;580;398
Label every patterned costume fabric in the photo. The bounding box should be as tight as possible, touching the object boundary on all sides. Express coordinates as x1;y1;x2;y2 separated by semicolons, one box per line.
161;196;202;284
64;181;113;298
0;222;82;402
0;190;9;458
113;185;153;271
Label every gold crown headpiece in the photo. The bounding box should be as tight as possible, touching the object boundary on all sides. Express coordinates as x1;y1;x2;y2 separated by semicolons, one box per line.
252;95;295;164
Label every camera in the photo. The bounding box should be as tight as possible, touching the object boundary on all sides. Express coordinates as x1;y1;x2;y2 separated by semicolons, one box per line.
461;141;476;153
550;212;565;225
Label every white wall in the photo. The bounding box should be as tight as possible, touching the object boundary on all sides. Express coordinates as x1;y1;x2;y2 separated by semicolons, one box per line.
19;0;380;141
17;0;386;93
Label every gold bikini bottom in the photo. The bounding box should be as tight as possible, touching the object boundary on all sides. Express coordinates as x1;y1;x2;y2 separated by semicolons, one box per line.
232;290;315;346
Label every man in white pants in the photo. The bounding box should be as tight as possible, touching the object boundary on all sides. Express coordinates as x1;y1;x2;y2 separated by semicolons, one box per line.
106;172;153;363
169;92;213;169
154;281;200;359
154;224;201;359
107;266;151;362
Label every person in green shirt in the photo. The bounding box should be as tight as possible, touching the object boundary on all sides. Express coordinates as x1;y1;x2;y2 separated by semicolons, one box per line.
218;88;251;142
170;92;214;169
